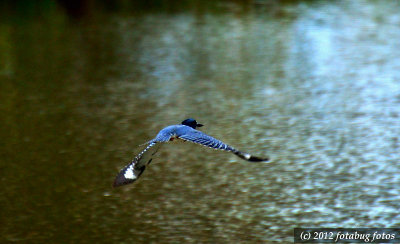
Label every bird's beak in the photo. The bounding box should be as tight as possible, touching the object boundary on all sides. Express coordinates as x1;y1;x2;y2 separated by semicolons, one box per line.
197;123;204;127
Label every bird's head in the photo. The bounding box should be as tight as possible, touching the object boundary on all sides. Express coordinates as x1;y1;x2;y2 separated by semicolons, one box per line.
181;118;204;129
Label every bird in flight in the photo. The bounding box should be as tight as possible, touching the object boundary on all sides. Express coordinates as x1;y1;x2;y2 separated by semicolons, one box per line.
113;118;269;187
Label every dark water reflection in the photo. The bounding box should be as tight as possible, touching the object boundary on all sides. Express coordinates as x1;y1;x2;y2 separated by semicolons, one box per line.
1;0;400;243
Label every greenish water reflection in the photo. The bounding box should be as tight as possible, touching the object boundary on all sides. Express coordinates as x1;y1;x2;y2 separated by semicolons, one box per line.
1;1;400;243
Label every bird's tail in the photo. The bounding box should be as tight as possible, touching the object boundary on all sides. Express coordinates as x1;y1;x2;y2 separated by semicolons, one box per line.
233;150;269;162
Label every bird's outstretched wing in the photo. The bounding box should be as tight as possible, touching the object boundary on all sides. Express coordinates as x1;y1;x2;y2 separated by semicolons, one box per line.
177;129;269;162
113;142;161;187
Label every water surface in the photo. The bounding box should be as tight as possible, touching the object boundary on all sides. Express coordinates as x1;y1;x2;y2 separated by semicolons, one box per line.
1;0;400;243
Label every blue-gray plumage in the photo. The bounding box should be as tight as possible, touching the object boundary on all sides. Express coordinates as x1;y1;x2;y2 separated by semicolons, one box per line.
113;118;269;187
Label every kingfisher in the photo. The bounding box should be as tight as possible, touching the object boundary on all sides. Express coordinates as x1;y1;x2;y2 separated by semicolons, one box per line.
113;118;269;187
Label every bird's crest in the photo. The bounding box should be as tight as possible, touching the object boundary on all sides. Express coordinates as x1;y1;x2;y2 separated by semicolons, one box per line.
181;118;203;129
